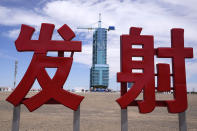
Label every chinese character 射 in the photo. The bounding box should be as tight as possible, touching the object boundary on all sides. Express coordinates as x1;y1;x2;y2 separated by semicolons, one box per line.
117;27;193;113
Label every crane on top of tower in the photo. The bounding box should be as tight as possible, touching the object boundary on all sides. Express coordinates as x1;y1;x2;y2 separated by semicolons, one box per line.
77;13;115;31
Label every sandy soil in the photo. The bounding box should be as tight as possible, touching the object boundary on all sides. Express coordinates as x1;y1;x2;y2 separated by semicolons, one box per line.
0;92;197;131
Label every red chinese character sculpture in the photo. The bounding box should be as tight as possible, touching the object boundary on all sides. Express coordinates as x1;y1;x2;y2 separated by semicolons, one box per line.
117;27;193;113
6;23;84;112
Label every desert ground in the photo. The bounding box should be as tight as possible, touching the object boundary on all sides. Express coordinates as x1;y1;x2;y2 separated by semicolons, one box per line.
0;92;197;131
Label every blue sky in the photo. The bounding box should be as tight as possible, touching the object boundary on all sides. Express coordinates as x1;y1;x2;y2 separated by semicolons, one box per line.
0;0;196;91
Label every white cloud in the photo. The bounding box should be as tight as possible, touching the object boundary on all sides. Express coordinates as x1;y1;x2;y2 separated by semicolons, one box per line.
74;43;92;66
186;61;197;79
0;6;50;26
3;29;20;39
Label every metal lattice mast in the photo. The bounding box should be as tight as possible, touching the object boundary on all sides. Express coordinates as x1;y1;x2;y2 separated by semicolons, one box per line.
14;60;18;88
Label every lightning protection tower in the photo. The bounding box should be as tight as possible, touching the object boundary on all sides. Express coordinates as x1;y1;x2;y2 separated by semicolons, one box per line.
77;14;115;91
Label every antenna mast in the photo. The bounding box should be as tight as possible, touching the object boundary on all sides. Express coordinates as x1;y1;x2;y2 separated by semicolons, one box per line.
14;60;18;88
98;13;101;28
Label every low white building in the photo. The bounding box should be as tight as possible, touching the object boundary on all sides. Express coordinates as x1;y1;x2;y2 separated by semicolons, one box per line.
0;87;11;92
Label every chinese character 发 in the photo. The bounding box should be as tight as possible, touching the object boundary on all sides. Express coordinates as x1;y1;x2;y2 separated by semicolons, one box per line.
6;23;84;112
117;27;193;113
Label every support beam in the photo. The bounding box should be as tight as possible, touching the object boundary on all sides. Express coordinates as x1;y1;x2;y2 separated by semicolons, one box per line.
12;105;21;131
121;108;128;131
73;106;80;131
178;111;187;131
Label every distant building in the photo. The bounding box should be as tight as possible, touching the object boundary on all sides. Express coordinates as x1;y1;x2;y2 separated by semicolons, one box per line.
77;14;115;91
90;22;109;90
0;87;11;92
